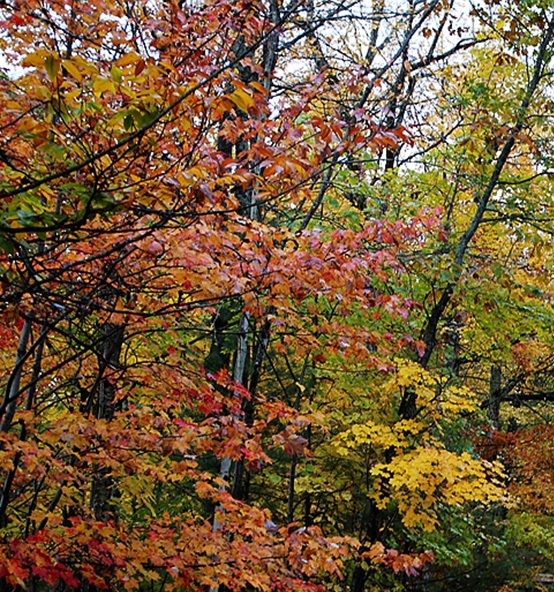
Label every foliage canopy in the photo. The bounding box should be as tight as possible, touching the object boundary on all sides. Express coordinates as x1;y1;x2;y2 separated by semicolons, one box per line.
1;0;554;591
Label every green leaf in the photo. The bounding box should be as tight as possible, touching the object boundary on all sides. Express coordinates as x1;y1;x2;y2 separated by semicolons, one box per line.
0;237;14;254
44;54;60;81
111;65;122;84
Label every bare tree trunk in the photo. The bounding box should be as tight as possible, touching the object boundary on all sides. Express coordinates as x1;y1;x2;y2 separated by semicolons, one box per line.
210;6;281;588
0;317;37;529
0;317;32;434
215;311;249;501
350;565;367;592
90;322;124;521
210;312;249;592
488;366;502;431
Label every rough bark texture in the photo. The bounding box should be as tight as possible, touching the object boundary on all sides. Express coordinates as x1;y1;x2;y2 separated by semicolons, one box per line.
90;323;124;521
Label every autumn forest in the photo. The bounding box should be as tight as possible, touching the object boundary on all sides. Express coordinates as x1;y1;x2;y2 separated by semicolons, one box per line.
1;0;554;590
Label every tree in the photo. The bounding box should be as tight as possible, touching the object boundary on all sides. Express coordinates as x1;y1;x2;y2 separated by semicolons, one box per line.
2;0;554;591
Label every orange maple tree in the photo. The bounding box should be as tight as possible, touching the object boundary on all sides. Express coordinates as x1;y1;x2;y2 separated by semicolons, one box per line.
0;0;437;589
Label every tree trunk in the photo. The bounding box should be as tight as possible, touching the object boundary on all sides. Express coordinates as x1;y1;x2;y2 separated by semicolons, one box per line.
488;365;502;431
350;565;366;592
0;317;32;434
90;322;124;521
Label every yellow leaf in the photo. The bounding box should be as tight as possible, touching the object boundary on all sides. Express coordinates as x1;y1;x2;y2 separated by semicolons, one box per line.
116;52;142;67
92;76;115;97
62;59;83;82
228;88;255;112
21;49;50;68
